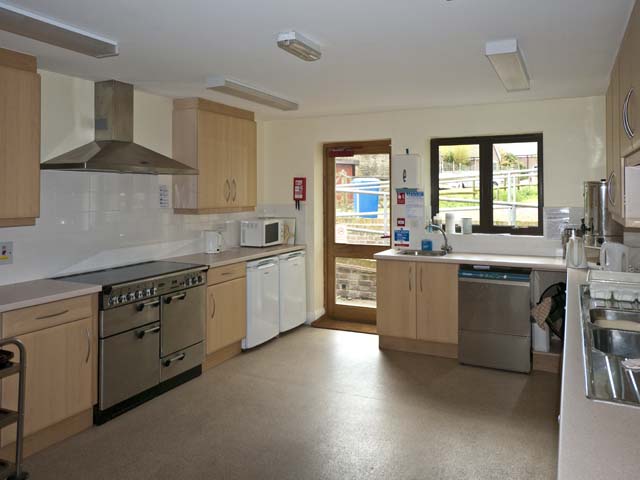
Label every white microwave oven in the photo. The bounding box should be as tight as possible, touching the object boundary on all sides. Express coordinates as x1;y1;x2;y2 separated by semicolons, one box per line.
241;219;283;247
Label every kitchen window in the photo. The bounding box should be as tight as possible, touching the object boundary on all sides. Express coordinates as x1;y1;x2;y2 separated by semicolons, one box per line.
430;133;543;235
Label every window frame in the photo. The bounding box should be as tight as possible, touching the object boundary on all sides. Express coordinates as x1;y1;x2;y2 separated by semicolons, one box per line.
430;133;544;236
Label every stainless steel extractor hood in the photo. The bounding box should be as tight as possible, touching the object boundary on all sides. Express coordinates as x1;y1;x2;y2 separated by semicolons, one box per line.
41;80;197;175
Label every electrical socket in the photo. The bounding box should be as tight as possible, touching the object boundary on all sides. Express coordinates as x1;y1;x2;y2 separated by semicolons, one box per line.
0;242;13;265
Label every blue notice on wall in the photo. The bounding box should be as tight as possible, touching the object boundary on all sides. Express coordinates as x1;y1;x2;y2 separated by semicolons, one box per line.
394;229;410;246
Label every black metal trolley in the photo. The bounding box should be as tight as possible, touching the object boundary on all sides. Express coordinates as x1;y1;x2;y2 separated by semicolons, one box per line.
0;339;27;480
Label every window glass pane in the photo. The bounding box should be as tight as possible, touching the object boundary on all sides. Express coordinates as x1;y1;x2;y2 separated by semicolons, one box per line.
335;258;376;308
438;145;480;225
335;154;390;245
492;142;539;228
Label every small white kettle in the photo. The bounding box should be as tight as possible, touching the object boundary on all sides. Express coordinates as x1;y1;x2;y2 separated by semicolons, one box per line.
599;242;629;272
566;236;588;269
204;231;223;254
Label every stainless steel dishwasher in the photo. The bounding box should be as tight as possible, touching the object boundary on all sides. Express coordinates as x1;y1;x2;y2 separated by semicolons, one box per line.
458;264;532;373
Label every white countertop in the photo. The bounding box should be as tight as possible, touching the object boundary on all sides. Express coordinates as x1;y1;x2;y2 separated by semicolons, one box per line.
374;249;567;271
0;279;101;314
557;268;640;479
166;244;306;268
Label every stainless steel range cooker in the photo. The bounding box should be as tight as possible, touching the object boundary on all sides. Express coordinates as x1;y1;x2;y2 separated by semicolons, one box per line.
61;261;207;424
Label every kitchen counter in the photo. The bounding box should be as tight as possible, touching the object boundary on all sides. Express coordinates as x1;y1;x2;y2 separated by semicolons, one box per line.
166;244;306;268
374;249;566;271
557;268;640;479
0;279;101;313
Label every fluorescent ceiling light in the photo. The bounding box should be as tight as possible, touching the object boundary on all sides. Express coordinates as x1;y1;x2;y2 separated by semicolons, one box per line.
0;2;118;58
485;39;529;92
207;77;299;111
277;31;321;62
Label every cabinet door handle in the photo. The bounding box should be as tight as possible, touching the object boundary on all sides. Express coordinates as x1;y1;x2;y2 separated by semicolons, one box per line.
36;309;69;320
420;266;423;292
409;267;412;292
608;171;616;206
211;293;216;318
224;179;231;202
232;178;237;202
85;327;91;364
624;88;635;139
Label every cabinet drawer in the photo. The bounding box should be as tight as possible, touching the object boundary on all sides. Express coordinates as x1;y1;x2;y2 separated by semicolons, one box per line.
2;295;95;337
207;263;245;285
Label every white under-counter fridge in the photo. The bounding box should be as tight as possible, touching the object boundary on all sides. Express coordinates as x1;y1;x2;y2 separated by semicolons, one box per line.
278;250;306;332
243;256;280;349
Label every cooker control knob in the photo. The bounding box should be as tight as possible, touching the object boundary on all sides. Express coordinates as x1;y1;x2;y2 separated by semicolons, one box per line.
153;287;158;295
197;275;203;284
119;294;127;303
136;290;144;299
146;288;152;296
127;292;135;301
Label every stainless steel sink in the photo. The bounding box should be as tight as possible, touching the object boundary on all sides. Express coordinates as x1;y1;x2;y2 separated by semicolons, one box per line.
580;287;640;406
397;249;447;257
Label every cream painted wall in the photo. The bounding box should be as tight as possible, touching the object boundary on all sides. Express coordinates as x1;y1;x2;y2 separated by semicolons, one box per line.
262;96;606;316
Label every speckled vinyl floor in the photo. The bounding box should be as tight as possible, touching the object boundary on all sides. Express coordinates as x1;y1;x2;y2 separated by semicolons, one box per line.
24;327;560;480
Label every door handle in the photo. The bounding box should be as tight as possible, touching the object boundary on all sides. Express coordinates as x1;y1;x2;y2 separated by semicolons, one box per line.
163;352;186;367
210;292;216;318
164;292;187;304
136;299;160;311
232;178;237;202
420;266;423;292
136;325;160;339
409;267;412;291
85;327;91;364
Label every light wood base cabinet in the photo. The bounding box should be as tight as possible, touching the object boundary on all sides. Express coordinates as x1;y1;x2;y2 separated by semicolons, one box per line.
416;262;458;344
376;260;416;338
0;295;97;448
377;260;458;350
206;264;247;359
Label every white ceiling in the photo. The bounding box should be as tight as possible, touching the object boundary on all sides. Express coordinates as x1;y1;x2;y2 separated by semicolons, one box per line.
0;0;634;119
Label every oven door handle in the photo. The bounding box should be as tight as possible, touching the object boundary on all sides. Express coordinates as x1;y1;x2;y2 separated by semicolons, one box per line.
135;325;160;339
136;299;160;312
163;352;186;367
163;292;187;304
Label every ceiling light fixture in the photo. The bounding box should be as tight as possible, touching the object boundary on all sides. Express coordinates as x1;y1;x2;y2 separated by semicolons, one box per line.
277;31;321;62
206;77;299;111
485;39;529;92
0;1;118;58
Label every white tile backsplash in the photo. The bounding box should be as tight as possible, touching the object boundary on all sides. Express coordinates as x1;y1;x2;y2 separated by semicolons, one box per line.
0;171;259;286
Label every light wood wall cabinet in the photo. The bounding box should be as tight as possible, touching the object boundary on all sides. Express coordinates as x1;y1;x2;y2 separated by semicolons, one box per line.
206;264;247;354
377;260;458;345
0;48;40;228
173;98;257;214
606;1;640;226
0;295;97;447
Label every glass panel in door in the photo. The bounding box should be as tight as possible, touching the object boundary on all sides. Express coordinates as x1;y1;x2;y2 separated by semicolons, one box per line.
325;141;391;324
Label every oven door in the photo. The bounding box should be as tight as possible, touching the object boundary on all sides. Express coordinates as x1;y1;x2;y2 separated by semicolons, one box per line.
160;285;205;356
100;321;161;410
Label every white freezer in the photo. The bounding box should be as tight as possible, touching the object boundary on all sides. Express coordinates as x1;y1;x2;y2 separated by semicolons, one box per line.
243;256;280;349
278;251;307;332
